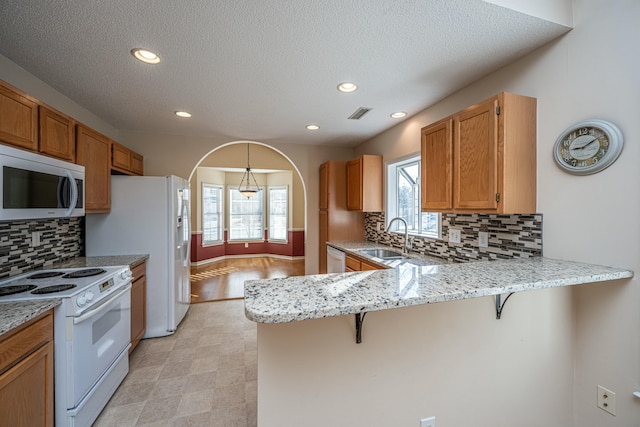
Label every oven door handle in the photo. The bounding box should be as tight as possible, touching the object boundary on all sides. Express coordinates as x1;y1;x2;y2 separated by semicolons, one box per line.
73;283;131;325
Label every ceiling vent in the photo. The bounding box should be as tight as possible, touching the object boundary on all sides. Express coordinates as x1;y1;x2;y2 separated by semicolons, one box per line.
348;107;372;120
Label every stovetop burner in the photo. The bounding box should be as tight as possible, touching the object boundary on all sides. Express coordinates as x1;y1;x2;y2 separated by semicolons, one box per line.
31;284;77;294
0;284;37;297
62;268;107;279
29;271;65;279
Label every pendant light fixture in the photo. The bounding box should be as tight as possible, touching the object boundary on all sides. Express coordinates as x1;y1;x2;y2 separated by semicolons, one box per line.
238;143;261;198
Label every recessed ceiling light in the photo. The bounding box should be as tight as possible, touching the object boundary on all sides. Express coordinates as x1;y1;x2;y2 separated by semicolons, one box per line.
337;82;358;93
390;111;407;119
131;48;160;64
175;111;191;118
306;124;320;131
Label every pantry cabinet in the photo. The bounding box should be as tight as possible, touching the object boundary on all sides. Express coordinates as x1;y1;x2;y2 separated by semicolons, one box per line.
0;310;54;427
130;261;147;353
112;141;144;176
0;80;38;151
76;124;111;213
346;154;383;212
38;105;75;162
421;92;536;214
319;161;364;273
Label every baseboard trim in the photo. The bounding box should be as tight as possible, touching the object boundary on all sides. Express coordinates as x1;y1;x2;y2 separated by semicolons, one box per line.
192;254;305;267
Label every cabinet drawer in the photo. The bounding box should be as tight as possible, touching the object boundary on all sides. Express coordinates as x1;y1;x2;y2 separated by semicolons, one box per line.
0;312;53;375
345;256;361;271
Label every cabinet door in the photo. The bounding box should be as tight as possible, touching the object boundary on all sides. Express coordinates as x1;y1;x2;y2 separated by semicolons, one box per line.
130;277;146;353
0;342;54;427
453;97;498;210
111;141;131;172
131;151;144;175
421;119;453;211
346;158;362;211
318;210;328;274
319;162;328;210
39;105;75;161
0;82;38;151
76;125;111;213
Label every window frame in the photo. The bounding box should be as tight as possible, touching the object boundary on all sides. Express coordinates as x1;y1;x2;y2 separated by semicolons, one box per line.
386;154;441;239
228;186;265;242
201;183;224;245
268;186;289;243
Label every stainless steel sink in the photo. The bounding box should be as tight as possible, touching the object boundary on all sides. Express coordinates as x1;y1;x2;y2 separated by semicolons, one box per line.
360;248;404;259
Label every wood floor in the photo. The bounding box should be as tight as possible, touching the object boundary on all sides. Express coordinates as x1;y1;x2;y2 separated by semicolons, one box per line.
190;257;305;303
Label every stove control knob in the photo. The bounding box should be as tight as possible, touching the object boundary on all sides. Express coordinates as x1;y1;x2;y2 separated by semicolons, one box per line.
77;295;87;306
120;270;132;280
85;291;94;302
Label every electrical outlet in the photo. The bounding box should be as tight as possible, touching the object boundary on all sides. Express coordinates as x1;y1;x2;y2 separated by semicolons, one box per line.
478;231;488;248
377;222;384;231
420;416;436;427
597;385;616;415
244;242;249;248
448;228;461;244
30;231;41;247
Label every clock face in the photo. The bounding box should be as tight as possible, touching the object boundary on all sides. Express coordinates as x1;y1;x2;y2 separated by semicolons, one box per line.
553;120;623;175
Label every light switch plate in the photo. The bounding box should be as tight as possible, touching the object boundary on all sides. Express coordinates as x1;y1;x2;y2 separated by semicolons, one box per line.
448;228;461;244
478;231;488;248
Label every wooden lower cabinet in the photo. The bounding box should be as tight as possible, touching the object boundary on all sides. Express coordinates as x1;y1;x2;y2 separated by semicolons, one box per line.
130;261;147;353
345;254;385;272
0;310;54;427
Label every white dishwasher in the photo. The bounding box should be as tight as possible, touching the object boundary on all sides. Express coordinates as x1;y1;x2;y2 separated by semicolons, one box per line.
327;246;346;273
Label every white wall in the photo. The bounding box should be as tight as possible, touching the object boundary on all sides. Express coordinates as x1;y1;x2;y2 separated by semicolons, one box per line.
258;0;639;426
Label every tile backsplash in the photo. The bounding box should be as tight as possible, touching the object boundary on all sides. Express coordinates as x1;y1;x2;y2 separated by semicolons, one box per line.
0;218;83;279
365;212;542;263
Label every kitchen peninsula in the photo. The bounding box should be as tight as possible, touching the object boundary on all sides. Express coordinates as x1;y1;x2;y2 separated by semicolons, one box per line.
245;243;633;326
244;243;633;427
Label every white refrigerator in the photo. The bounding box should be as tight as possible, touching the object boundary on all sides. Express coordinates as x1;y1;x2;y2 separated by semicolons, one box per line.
86;175;191;338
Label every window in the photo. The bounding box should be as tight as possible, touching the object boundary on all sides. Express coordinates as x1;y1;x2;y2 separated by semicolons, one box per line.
202;184;223;244
229;188;264;240
268;186;288;242
387;156;440;238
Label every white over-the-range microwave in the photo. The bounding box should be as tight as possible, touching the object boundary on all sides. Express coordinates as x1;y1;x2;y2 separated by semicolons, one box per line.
0;144;84;221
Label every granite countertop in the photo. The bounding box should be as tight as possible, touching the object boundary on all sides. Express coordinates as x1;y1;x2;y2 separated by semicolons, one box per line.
0;299;61;336
244;251;633;324
52;254;149;269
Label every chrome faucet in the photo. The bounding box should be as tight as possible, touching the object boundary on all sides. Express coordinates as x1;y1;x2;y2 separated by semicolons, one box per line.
386;217;409;254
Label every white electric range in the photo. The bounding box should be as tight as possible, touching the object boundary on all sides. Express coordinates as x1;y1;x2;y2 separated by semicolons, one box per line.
0;265;133;426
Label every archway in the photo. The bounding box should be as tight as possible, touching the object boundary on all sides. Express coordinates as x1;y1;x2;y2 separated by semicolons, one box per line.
187;141;307;300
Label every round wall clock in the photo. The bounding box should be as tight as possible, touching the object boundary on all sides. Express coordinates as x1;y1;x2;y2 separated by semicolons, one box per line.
553;119;623;175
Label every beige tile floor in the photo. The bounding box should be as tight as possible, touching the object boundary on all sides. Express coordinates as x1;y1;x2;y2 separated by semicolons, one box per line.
94;299;257;426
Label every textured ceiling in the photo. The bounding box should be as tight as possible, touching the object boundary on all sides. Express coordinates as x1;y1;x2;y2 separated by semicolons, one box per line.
0;0;570;147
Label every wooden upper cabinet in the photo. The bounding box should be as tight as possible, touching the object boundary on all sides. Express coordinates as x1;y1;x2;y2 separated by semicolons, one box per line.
38;105;75;162
0;80;38;151
346;154;382;212
76;124;111;213
421;92;536;214
454;97;498;210
421;119;453;211
112;141;144;176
